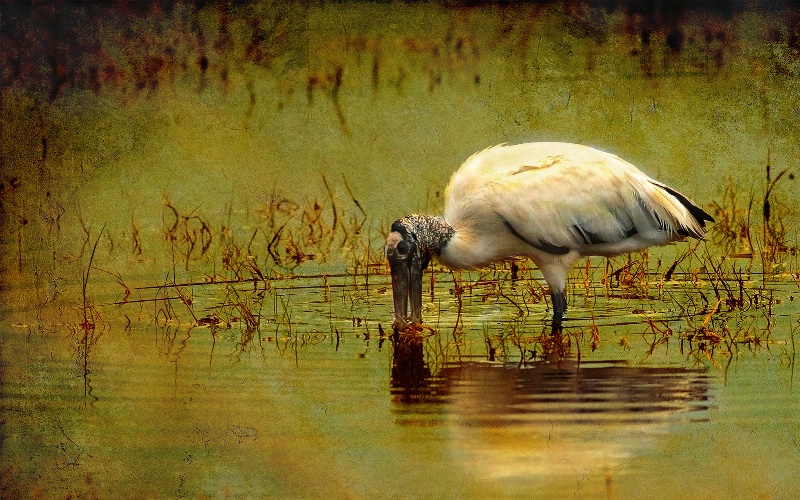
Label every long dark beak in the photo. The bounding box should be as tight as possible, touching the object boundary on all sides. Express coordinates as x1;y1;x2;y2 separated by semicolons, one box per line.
390;257;423;325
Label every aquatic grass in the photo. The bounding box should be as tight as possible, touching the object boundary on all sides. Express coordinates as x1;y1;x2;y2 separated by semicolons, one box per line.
709;158;797;274
163;198;213;271
787;316;798;384
131;216;144;257
67;223;107;406
248;177;378;273
761;156;795;266
709;177;754;258
97;176;800;369
43;189;800;380
640;315;674;357
131;177;383;356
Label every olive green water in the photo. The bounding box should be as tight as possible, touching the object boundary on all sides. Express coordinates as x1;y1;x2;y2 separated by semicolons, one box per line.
2;2;800;499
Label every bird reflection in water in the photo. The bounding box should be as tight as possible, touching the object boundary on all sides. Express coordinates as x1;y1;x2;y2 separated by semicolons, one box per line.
390;325;577;405
389;330;439;405
391;333;711;422
389;332;714;489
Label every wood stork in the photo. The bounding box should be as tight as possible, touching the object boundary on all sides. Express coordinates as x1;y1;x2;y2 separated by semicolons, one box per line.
386;142;714;327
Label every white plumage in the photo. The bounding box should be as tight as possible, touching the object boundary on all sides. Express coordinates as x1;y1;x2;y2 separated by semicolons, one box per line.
386;142;714;326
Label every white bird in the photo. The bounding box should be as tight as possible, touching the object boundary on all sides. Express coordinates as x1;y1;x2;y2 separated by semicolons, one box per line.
385;142;714;328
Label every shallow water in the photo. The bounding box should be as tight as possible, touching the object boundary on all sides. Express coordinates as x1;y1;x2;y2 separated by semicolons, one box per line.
2;264;799;499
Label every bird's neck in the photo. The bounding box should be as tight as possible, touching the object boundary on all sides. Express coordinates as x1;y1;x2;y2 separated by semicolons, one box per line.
392;214;454;256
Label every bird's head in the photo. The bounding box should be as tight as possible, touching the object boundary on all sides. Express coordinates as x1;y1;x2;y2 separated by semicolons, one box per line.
385;222;428;326
385;215;453;327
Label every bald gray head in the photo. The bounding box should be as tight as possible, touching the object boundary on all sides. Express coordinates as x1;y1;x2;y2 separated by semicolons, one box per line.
385;215;454;325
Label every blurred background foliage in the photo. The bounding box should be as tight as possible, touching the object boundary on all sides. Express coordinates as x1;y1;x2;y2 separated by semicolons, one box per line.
1;0;799;275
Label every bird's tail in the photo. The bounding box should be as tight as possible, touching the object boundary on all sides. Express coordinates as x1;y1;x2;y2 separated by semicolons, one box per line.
649;181;715;238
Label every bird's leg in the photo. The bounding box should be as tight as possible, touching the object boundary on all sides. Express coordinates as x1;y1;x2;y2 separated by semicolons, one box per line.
536;258;574;333
551;291;567;324
550;291;566;336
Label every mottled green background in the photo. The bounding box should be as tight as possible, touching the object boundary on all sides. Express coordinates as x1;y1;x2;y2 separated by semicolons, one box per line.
3;0;799;269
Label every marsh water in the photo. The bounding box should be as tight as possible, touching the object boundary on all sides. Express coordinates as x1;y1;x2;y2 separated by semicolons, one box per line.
3;2;800;499
4;258;800;499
